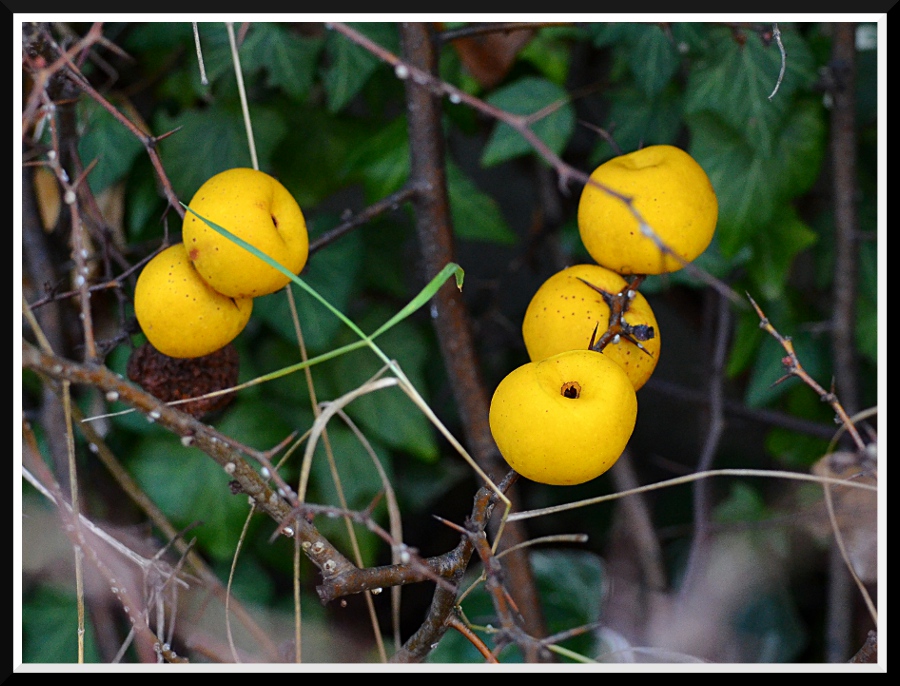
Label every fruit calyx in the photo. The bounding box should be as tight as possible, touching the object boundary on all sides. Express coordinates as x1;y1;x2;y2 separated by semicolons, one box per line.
561;381;582;399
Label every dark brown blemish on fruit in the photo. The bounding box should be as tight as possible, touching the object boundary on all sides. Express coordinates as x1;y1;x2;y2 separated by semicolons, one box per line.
189;247;200;261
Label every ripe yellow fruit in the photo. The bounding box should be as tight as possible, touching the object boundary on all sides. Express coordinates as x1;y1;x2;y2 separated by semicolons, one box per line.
182;168;309;299
489;349;638;486
522;264;660;391
134;243;253;358
577;145;718;275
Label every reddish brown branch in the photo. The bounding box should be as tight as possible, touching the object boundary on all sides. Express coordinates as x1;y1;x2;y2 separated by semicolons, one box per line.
828;23;861;416
397;21;549;658
460;507;550;662
445;613;499;663
390;470;517;662
825;22;865;665
747;294;866;452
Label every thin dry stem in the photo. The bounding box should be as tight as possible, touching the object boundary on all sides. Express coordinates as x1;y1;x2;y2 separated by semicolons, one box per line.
226;22;258;171
747;293;867;451
445;613;499;663
508;467;877;523
225;502;257;663
284;286;389;661
767;24;787;100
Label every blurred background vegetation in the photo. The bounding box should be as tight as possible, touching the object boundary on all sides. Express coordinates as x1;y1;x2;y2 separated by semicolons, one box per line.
20;20;880;665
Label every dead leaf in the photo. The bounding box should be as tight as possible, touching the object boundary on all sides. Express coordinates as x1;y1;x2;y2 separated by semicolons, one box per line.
451;28;536;89
810;450;878;583
33;166;61;231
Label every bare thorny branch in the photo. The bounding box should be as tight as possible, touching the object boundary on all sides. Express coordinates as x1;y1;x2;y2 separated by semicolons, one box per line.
746;294;869;453
23;338;540;660
21;21;545;663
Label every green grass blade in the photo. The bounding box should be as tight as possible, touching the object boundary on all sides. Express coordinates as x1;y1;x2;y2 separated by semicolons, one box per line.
181;204;464;363
370;261;465;339
182;204;505;505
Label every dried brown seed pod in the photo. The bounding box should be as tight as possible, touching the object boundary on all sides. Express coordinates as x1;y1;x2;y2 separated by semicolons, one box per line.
127;341;240;420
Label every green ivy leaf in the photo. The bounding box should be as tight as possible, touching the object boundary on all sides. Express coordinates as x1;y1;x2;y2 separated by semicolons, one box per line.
689;114;774;255
776;96;828;195
77;99;144;195
531;549;605;646
855;241;878;364
744;322;828;409
518;26;580;85
481;76;575;167
713;482;767;523
154;103;288;201
179;22;237;89
211;556;276;607
626;25;682;97
301;402;397;571
270;107;363;208
344;120;516;245
239;335;318;427
688;97;826;257
447;161;516;244
766;426;831;468
668;22;714;56
127;23;321;104
122;20;194;52
685;26;816;156
343;115;409;202
240;23;324;101
122;23;207;103
856;298;879;363
590;84;683;164
726;306;766;379
746;205;819;301
181;23;307;95
744;335;798;409
124;157;168;243
640;234;747;294
323;23;399;113
588;22;643;49
22;586;101;663
391;451;472;513
307;423;394;517
215;393;298;452
357;219;416;299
